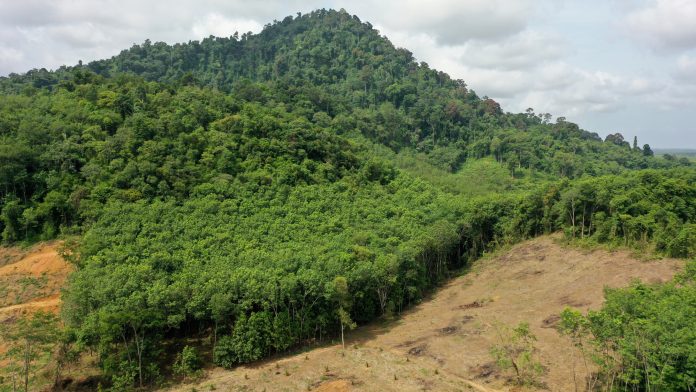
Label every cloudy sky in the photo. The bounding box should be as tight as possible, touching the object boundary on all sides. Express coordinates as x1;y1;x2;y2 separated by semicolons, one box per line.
1;0;695;148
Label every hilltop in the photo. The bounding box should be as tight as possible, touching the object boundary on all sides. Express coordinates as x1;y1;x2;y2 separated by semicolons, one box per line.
0;9;694;392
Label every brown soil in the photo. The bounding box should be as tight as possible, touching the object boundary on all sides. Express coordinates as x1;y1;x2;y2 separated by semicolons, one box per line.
0;241;71;310
0;241;70;354
163;237;683;392
0;243;68;277
0;293;61;314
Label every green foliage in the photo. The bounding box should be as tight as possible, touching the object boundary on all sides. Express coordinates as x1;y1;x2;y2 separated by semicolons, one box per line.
0;311;59;392
110;361;137;392
0;8;693;390
668;224;696;258
332;276;357;348
560;263;696;391
550;169;696;256
0;11;686;248
558;308;602;391
490;322;544;386
173;346;202;379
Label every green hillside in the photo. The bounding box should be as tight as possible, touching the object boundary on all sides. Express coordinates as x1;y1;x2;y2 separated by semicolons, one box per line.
0;9;694;392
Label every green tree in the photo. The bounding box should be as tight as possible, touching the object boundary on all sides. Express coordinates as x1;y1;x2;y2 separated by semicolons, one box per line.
643;143;654;157
490;321;544;386
558;268;696;391
173;346;202;379
1;311;59;392
332;276;356;349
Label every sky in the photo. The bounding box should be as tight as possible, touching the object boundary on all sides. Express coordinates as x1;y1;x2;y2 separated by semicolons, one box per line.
1;0;695;148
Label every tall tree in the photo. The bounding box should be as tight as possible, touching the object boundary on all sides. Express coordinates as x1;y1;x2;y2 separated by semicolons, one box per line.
332;276;356;349
1;312;59;392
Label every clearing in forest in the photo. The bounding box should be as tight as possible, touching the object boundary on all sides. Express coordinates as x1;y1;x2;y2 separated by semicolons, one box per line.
0;242;69;359
164;236;683;392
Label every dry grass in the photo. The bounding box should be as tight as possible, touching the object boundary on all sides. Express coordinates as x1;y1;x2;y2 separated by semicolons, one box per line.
0;241;70;309
162;236;683;392
1;237;682;392
0;241;77;390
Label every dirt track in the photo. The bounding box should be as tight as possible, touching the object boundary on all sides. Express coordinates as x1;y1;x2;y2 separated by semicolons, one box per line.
164;237;683;392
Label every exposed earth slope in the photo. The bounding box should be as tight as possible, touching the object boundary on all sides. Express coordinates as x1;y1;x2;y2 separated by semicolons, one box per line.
0;241;69;372
0;241;69;321
164;237;683;392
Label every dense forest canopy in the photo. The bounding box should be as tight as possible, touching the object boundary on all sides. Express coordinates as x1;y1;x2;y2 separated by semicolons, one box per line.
0;8;694;392
0;10;688;244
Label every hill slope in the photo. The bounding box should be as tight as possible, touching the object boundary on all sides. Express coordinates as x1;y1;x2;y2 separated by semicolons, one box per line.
0;9;694;392
0;242;69;378
163;237;684;392
1;10;684;181
0;241;68;316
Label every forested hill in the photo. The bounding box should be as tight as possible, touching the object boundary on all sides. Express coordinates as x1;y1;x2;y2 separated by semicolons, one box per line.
1;9;686;177
1;9;695;392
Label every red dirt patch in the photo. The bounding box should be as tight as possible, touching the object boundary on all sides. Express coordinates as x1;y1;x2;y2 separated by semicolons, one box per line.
0;242;69;277
0;242;70;356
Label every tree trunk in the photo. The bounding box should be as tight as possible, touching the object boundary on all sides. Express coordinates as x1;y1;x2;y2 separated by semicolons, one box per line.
510;356;521;382
53;343;68;391
213;320;218;360
570;200;576;238
24;339;30;392
376;287;388;316
132;326;143;388
121;332;132;365
341;322;345;349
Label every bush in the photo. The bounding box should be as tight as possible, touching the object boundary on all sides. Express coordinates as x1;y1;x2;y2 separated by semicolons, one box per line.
212;335;236;369
490;322;544;386
213;313;274;367
173;346;202;379
559;272;696;391
110;361;137;392
668;224;696;258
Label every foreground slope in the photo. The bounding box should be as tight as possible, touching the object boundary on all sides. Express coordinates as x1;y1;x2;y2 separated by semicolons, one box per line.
0;9;694;390
165;237;684;392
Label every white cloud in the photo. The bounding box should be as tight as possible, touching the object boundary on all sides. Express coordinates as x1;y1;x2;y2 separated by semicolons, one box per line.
674;54;696;83
344;0;534;45
192;14;262;39
458;30;567;70
494;62;666;119
18;23;110;48
625;0;696;51
0;46;24;74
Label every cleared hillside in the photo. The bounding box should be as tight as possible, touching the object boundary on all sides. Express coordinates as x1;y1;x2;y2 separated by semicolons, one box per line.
164;237;684;392
0;9;694;391
0;242;68;379
0;241;68;319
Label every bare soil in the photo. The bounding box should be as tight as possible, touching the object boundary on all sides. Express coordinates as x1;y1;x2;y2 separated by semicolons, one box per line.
0;241;70;355
0;241;70;310
163;236;683;392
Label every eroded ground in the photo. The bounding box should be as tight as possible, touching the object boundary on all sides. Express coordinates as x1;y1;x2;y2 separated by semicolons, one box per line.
0;241;71;384
165;237;683;392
